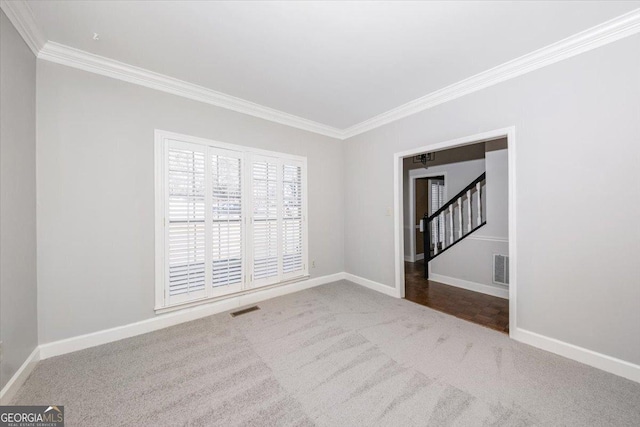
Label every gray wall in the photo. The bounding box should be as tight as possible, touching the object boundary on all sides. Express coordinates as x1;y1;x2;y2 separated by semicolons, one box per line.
483;141;509;240
0;11;38;389
36;61;344;344
344;35;640;364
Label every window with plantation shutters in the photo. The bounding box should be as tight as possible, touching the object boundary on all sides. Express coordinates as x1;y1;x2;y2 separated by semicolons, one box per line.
155;131;308;310
430;179;445;246
282;162;304;277
251;157;279;286
210;149;244;296
166;142;207;305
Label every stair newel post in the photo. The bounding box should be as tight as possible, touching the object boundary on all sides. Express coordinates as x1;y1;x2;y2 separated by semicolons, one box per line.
457;197;463;239
476;182;482;225
466;190;472;231
449;205;454;244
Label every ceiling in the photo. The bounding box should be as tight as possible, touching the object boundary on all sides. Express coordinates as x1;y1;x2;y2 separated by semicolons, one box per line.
25;1;640;129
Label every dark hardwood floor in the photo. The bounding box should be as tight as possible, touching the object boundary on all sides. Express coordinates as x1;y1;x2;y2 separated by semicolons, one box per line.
405;260;509;333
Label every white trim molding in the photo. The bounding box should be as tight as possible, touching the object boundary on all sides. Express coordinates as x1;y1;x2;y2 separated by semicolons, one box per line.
39;272;344;360
0;347;40;404
512;328;640;384
0;0;45;56
465;235;509;243
343;273;401;298
345;269;639;384
36;271;399;361
38;42;343;139
429;273;509;299
341;8;640;139
344;271;639;383
35;272;401;360
3;1;639;139
4;273;639;402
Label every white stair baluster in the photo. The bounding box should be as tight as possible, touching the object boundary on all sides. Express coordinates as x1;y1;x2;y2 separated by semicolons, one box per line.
476;182;482;225
432;218;438;255
457;197;463;239
466;190;472;231
449;205;454;244
439;212;445;249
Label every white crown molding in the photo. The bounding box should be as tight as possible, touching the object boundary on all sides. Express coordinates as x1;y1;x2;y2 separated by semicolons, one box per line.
2;1;639;139
37;41;344;139
341;8;640;139
0;0;45;56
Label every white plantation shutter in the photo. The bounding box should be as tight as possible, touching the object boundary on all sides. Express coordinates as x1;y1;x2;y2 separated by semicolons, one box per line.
430;179;445;245
251;157;280;286
210;149;244;295
282;162;304;277
166;142;207;305
156;131;307;309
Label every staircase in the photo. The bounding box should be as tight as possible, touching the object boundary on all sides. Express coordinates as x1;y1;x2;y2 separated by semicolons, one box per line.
422;172;486;278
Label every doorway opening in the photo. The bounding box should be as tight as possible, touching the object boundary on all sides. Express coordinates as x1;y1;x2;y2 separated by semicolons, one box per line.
395;129;515;334
408;174;445;264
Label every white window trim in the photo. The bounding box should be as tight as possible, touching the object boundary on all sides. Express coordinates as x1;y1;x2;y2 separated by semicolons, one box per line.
154;129;308;313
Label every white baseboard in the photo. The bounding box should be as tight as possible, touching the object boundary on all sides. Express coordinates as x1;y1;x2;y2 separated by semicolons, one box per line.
0;347;40;404
344;272;639;384
343;273;401;298
10;271;638;403
429;273;509;299
403;254;424;263
512;327;640;384
4;270;639;408
39;273;344;360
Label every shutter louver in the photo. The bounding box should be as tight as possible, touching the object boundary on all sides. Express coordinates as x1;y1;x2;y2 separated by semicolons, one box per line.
282;163;303;275
252;159;279;283
167;145;207;303
211;151;243;291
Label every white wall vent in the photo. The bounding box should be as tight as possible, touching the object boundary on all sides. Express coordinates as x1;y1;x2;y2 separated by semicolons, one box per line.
493;254;509;286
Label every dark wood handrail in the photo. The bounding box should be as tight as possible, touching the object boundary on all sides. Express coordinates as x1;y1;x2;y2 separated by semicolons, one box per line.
425;172;485;222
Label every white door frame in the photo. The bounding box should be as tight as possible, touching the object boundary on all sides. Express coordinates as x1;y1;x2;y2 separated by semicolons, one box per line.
393;126;517;335
407;170;447;263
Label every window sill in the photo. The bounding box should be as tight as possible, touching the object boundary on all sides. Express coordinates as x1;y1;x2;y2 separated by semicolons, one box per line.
154;274;310;315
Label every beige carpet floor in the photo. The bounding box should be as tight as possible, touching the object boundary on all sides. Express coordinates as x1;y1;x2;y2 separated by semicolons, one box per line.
13;280;640;426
